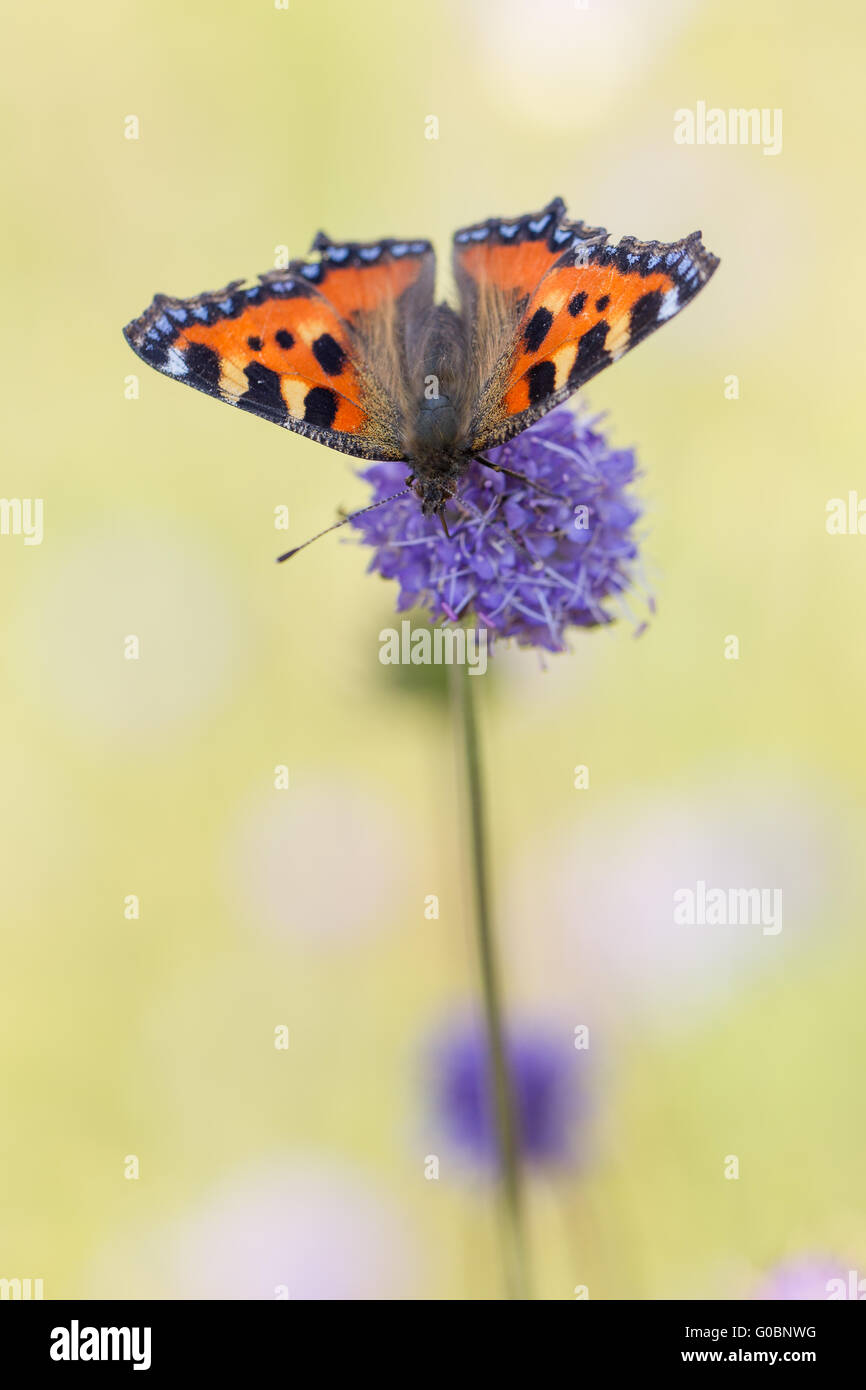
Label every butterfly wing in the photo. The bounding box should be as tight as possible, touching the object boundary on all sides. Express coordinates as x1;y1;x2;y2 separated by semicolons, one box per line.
123;235;436;461
453;197;719;453
452;198;587;416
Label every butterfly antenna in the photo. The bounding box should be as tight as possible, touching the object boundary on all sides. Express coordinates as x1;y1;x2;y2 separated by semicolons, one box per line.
276;489;411;563
474;454;568;503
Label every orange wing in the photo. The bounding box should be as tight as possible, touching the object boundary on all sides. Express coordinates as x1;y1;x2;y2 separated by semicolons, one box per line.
454;197;607;305
452;198;719;452
303;230;434;322
123;235;435;461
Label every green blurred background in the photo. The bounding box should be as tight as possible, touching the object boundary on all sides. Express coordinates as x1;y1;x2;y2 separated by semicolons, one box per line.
1;0;864;1300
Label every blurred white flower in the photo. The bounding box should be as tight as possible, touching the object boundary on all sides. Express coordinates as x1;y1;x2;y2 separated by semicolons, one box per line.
503;775;849;1027
469;0;698;130
230;779;411;941
85;1156;420;1300
582;138;806;351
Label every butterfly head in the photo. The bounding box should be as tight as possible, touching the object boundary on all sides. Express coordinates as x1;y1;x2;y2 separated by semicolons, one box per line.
409;468;460;517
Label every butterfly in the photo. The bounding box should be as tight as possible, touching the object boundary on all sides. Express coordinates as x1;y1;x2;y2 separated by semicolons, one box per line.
124;196;718;535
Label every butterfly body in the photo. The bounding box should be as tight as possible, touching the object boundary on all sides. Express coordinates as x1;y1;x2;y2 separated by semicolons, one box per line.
124;198;718;519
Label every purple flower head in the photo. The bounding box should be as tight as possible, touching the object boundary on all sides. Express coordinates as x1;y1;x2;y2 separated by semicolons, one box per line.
427;1016;586;1169
350;406;645;652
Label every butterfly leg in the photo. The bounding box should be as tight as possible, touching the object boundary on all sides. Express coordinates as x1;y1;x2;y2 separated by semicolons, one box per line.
473;454;568;504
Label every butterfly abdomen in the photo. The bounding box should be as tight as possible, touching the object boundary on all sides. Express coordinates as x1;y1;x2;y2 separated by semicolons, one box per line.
400;299;472;512
403;302;469;449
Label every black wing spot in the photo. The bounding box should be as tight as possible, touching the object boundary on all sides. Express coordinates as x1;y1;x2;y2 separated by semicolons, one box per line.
630;290;663;339
185;341;222;394
303;386;338;428
570;321;611;383
567;292;587;317
136;336;168;369
247;335;263;351
524;306;554;353
275;329;294;350
311;333;346;376
238;362;287;420
526;359;556;406
595;295;609;311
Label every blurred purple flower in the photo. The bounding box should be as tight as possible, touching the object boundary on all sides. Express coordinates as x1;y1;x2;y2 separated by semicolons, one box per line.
351;407;645;652
753;1257;858;1301
428;1017;585;1168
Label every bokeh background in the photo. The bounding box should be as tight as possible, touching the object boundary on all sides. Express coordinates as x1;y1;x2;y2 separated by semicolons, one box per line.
1;0;864;1300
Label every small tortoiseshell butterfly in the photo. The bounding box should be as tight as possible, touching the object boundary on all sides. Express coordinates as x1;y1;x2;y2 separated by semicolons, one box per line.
124;196;718;528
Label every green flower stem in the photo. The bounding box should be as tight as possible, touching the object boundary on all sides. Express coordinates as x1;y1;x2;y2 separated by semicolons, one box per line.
449;658;531;1300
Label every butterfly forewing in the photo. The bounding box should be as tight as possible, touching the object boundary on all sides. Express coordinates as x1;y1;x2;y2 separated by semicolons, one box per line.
123;234;437;461
460;207;719;452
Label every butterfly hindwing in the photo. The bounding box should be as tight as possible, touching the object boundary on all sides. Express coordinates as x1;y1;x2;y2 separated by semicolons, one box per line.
452;199;606;405
123;234;437;461
295;232;437;450
301;231;434;325
453;197;608;305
